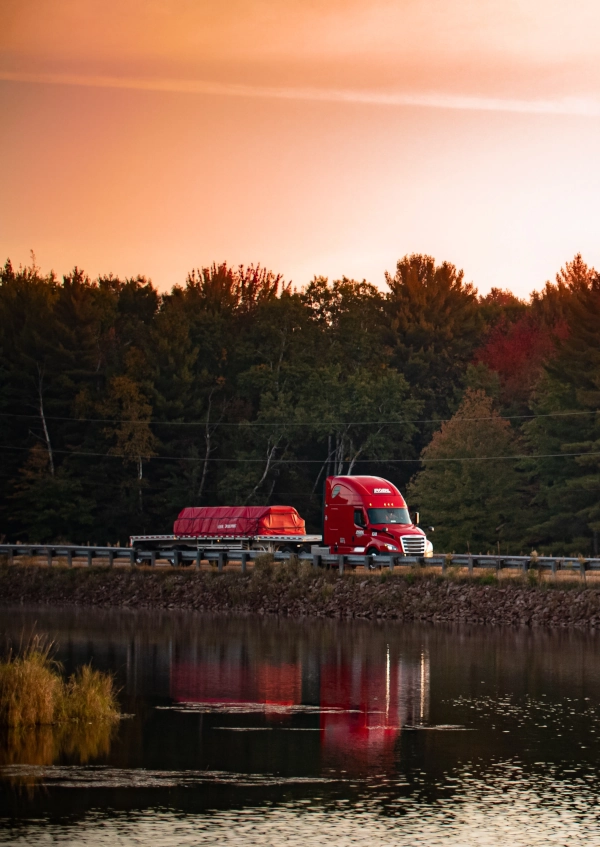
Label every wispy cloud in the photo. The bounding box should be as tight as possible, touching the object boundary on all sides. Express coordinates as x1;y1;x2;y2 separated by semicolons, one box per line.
2;70;600;117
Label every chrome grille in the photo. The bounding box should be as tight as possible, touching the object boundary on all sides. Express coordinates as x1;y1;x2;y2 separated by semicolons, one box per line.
400;535;425;555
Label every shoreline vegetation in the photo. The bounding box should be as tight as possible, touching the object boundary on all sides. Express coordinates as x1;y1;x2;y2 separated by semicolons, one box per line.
2;558;600;629
0;634;120;728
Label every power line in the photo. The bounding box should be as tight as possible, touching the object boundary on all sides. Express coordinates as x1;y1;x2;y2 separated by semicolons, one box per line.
0;443;598;464
0;410;597;427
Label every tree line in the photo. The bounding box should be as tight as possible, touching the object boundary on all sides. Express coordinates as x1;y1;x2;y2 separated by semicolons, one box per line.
1;252;598;556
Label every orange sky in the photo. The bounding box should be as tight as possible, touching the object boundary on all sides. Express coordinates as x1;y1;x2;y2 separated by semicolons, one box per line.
2;0;600;295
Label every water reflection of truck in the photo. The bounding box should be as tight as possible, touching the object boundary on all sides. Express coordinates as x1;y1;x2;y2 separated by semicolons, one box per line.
131;475;433;558
319;651;430;770
171;660;302;714
169;648;430;770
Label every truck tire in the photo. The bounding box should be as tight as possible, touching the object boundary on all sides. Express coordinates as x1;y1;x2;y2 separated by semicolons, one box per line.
366;547;380;569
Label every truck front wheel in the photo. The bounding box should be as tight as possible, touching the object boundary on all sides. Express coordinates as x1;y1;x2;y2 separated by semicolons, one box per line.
366;547;380;569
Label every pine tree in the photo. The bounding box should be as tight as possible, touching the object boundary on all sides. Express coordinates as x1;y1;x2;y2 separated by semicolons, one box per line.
526;273;600;555
384;254;483;429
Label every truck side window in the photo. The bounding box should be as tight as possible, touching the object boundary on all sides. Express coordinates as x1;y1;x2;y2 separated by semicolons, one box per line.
354;509;366;528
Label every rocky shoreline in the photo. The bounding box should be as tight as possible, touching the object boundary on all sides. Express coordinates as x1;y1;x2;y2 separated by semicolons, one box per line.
2;562;600;628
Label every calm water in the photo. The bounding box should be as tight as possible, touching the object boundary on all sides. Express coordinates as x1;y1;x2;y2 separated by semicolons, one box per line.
1;607;600;845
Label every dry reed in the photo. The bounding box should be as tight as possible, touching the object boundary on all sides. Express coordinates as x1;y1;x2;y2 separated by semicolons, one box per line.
0;635;119;728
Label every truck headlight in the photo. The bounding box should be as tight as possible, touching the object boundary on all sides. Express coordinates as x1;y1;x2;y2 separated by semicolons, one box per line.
424;539;433;558
385;543;397;551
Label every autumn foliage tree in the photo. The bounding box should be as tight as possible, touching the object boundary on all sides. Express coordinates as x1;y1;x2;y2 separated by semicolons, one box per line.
408;390;524;553
474;316;569;409
101;375;158;511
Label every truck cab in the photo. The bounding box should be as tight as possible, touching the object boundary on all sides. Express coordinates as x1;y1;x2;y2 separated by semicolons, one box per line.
324;475;433;557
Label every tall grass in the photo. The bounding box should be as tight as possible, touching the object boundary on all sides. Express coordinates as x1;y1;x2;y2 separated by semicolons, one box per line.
61;664;119;724
0;635;119;728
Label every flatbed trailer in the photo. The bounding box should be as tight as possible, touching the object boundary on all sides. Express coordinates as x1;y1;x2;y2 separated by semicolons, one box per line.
131;505;322;555
129;533;322;555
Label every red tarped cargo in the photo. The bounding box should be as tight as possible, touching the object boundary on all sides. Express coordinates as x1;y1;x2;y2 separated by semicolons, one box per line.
173;505;306;537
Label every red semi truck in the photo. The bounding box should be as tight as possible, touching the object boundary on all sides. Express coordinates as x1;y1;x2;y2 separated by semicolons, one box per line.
324;475;433;557
130;474;433;558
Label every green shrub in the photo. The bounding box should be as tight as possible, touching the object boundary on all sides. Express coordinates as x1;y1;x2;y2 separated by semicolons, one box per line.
298;560;314;580
477;572;498;586
253;553;275;579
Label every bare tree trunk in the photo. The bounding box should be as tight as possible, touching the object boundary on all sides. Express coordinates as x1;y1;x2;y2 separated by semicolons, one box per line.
347;447;361;475
347;426;384;474
198;390;214;502
334;428;351;475
198;389;229;503
37;366;54;476
138;457;143;512
274;327;288;392
247;438;281;503
265;476;277;503
312;440;336;495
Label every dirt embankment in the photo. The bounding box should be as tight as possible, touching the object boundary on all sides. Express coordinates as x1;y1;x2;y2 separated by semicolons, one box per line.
2;562;600;628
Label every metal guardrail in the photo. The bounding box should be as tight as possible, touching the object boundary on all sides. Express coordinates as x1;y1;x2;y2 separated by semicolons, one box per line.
1;544;600;577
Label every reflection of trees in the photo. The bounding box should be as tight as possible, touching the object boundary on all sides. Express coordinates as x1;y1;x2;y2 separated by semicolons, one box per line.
0;721;116;790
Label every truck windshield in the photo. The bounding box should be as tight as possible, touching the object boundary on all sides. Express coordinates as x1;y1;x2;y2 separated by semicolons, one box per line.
368;508;411;525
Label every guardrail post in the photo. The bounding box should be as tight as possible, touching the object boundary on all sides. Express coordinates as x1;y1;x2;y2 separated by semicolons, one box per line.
172;550;180;568
468;555;473;576
8;547;14;565
441;556;446;574
128;549;135;567
108;550;115;568
551;559;557;578
581;559;587;583
218;551;226;573
312;553;320;570
86;549;93;567
195;548;202;570
46;548;53;567
241;552;248;574
389;556;395;572
338;554;344;575
367;554;374;571
66;549;73;568
150;551;156;567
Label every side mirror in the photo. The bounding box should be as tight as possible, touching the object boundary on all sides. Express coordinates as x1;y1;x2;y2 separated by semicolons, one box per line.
412;512;420;525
